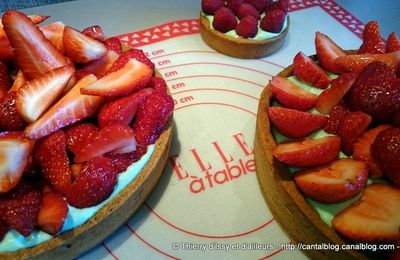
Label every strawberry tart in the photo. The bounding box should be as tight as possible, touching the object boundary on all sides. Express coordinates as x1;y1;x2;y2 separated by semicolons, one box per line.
255;21;400;259
0;10;173;259
200;0;290;58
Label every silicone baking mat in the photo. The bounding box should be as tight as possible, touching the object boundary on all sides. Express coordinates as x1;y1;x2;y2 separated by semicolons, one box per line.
78;1;363;259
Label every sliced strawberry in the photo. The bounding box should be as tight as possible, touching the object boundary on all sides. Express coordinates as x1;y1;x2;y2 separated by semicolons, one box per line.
74;123;136;163
35;130;72;196
80;58;153;98
64;122;97;155
0;60;10;99
103;37;122;53
16;65;75;123
353;125;391;178
75;50;119;79
358;21;385;54
0;37;13;61
0;132;34;193
0;92;26;131
0;14;49;39
82;25;105;41
8;70;26;93
268;76;318;111
98;88;154;128
324;102;351;134
386;32;400;53
25;74;104;139
105;152;139;174
268;107;328;139
315;73;356;115
62;26;107;64
37;191;68;235
0;181;41;236
335;51;400;73
294;158;368;204
108;48;154;73
146;76;168;94
67;156;117;208
2;10;68;79
0;218;8;242
333;184;400;242
40;21;65;53
273;136;341;167
338;111;372;155
315;32;346;73
293;51;331;89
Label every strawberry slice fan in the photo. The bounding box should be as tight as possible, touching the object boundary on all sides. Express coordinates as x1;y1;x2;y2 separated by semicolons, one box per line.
255;20;400;259
0;9;173;259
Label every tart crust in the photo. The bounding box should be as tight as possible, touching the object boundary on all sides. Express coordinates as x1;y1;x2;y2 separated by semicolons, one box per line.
200;13;289;59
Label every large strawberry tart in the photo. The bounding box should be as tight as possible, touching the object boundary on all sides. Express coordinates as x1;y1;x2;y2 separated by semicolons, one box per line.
200;0;290;58
255;21;400;259
0;10;173;259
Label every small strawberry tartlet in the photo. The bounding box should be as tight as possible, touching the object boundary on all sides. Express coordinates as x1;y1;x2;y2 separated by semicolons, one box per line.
255;21;400;259
200;0;290;58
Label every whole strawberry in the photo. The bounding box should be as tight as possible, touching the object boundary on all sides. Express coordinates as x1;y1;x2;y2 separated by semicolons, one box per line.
236;15;258;38
358;21;385;54
226;0;244;14
260;9;285;33
244;0;268;12
237;3;260;20
212;7;238;33
201;0;224;15
386;32;400;53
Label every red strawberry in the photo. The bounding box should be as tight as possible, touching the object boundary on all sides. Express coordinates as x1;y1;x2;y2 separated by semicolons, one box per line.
16;65;75;123
212;7;238;33
293;52;330;89
0;132;34;193
0;14;49;39
315;73;356;115
37;191;68;235
244;0;269;12
371;127;400;187
70;164;83;180
146;76;168;94
63;26;107;64
226;0;244;14
81;58;153;98
67;156;117;208
268;76;318;111
106;152;139;173
98;88;154;128
332;184;400;242
40;21;65;53
0;92;26;131
353;125;391;178
9;70;27;93
237;4;260;20
338;111;372;155
345;61;400;123
35;130;72;196
335;50;400;73
0;218;8;242
324;102;350;134
75;50;119;79
64;123;98;155
273;136;341;167
0;37;13;61
0;181;41;236
0;60;10;99
133;93;174;147
268;107;328;139
25;74;104;139
294;158;368;204
103;37;122;53
267;0;288;13
2;10;68;79
235;15;258;38
315;32;346;73
74;124;136;163
358;21;385;54
201;0;224;15
386;32;400;53
108;48;154;73
260;8;285;33
82;25;105;41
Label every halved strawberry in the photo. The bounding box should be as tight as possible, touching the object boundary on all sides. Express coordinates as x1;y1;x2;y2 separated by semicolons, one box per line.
35;130;72;196
315;73;356;115
386;32;400;53
294;158;368;204
0;92;26;131
268;76;318;111
8;70;26;93
64;122;97;155
108;48;154;73
0;37;13;61
0;14;49;39
338;111;372;155
74;123;136;163
82;25;105;41
98;88;154;128
146;76;168;94
273;136;341;167
0;60;10;99
63;26;107;64
353;125;391;178
105;152;138;174
293;51;330;89
75;50;119;79
80;58;153;98
40;21;65;53
315;32;346;73
2;10;68;79
0;181;41;236
335;50;400;73
333;184;400;242
16;65;75;123
25;74;104;139
268;107;328;139
37;191;68;235
67;156;117;208
0;132;34;193
324;102;351;134
358;21;385;54
0;218;8;242
103;37;122;53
